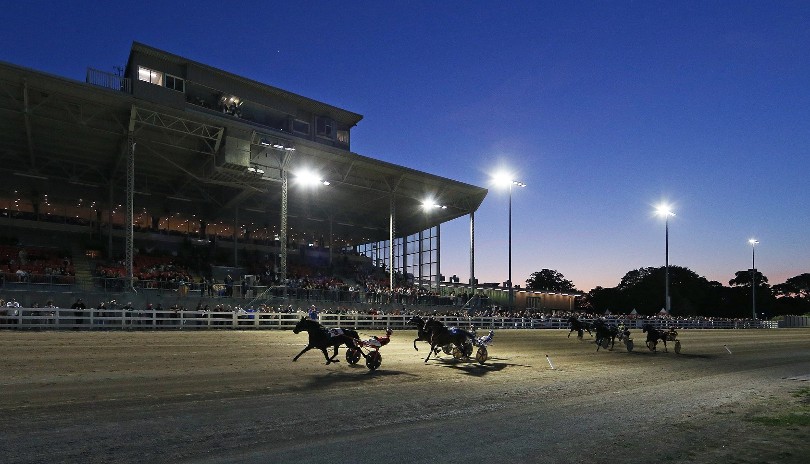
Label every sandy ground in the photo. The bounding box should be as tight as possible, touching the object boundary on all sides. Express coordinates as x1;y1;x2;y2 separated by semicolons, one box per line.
1;328;809;463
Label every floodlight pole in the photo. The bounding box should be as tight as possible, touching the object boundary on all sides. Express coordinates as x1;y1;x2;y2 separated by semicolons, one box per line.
508;181;513;311
506;180;525;311
750;239;758;320
664;214;670;313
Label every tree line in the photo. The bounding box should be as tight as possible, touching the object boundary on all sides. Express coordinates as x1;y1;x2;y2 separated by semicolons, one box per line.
525;268;810;318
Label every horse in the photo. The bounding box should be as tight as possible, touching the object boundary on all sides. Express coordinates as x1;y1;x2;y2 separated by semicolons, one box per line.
567;316;593;339
292;316;361;364
422;318;475;363
642;324;676;352
407;315;435;351
592;319;618;352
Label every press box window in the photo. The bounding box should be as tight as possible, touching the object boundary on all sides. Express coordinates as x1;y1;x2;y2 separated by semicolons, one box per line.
293;119;310;135
316;117;333;137
165;74;185;92
138;66;163;86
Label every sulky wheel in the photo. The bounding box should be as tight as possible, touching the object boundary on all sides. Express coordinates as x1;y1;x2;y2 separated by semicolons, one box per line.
365;351;382;370
475;346;488;364
625;339;634;352
674;340;681;354
463;341;474;357
442;344;454;355
600;338;611;349
345;348;362;365
452;345;464;359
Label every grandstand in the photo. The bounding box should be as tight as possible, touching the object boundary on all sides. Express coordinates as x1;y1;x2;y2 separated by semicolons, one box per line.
0;42;576;314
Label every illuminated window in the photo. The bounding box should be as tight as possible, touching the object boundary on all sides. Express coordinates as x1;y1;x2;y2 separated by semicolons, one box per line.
138;66;163;86
337;130;350;145
165;74;185;92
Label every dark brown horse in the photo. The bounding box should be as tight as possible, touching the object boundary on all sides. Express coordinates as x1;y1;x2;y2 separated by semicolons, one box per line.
422;319;475;363
407;315;436;351
292;317;360;364
567;316;593;339
642;324;677;352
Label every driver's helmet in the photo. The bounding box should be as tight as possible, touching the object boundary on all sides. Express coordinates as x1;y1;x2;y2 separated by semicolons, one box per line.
385;328;393;336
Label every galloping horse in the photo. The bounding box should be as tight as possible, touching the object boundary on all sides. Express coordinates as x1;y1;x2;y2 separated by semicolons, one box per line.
592;319;618;351
567;316;593;339
292;316;361;364
407;315;434;351
642;323;676;352
422;318;475;363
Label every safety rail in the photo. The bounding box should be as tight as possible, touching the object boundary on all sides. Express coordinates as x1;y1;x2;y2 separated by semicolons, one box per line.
86;68;131;93
0;309;778;330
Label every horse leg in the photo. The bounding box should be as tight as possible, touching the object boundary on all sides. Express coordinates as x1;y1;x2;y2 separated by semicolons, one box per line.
293;345;313;361
425;343;437;363
662;339;668;353
321;347;335;364
413;338;419;351
568;329;573;338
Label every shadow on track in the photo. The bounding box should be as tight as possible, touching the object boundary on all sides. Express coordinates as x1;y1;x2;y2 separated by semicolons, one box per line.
427;357;529;377
304;369;417;389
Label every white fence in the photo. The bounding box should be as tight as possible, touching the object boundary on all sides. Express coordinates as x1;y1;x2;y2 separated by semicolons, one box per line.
779;315;810;327
0;308;778;330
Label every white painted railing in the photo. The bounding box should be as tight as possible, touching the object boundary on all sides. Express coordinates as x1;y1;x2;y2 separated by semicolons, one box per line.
0;308;778;330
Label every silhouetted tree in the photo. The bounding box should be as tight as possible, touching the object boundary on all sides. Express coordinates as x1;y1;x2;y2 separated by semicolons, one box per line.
772;273;810;316
525;269;577;293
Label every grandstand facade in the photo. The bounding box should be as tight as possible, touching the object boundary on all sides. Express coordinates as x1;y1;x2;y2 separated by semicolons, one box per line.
0;42;576;312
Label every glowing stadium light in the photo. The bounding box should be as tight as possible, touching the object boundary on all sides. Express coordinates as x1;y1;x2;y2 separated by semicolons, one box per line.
421;198;447;210
296;170;330;186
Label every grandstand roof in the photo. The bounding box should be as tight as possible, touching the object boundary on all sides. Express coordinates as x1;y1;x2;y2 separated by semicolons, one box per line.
0;44;487;246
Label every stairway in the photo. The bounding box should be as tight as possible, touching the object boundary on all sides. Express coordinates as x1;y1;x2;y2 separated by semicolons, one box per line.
70;243;94;290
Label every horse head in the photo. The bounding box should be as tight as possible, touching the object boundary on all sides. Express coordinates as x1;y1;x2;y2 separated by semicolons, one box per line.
293;316;310;334
407;315;424;328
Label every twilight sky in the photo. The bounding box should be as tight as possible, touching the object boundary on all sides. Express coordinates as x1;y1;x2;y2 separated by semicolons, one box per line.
3;1;808;292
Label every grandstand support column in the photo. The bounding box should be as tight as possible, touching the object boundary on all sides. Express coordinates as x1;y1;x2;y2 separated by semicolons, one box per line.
328;215;333;268
469;211;475;289
389;195;395;291
233;208;238;267
435;223;441;289
125;138;135;292
280;169;288;291
107;182;114;260
418;229;423;285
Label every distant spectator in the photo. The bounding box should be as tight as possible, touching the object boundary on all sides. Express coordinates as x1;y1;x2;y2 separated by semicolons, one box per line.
71;298;86;328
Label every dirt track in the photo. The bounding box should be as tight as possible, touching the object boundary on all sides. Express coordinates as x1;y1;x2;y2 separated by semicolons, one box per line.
1;328;809;463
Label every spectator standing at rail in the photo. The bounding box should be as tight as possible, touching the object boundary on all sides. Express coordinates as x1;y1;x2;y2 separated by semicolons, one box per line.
71;298;86;328
308;304;319;321
224;274;234;297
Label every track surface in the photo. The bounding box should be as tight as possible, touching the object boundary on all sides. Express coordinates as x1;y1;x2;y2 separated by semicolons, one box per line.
1;329;809;463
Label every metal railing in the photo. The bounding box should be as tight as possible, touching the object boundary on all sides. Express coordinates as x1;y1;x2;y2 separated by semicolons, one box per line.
86;68;131;94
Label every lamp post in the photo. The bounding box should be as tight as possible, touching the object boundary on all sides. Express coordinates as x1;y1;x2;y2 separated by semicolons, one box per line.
749;239;759;320
655;205;675;313
495;173;525;310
